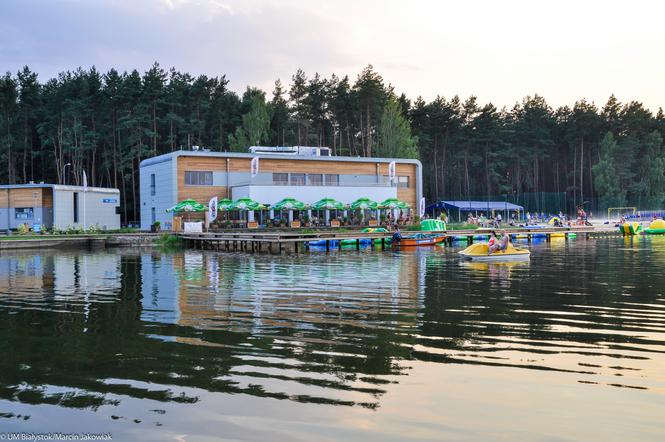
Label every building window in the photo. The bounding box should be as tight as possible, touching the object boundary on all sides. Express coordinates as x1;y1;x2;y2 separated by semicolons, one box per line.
397;176;410;188
290;173;306;185
325;174;339;186
15;208;33;220
150;174;156;196
73;192;79;223
308;174;323;186
273;173;288;185
185;171;213;186
151;207;156;223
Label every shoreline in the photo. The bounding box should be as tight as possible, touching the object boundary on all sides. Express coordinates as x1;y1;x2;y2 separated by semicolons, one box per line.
0;233;163;250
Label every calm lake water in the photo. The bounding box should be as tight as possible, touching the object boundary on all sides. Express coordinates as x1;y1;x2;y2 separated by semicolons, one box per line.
1;237;664;441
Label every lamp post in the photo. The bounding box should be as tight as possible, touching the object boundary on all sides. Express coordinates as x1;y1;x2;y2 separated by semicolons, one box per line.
63;163;71;185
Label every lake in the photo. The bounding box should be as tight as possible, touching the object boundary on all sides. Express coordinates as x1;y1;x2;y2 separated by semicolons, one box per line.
0;237;664;441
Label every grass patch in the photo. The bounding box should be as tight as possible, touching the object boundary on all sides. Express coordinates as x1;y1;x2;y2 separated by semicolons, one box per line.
445;223;479;230
156;233;184;249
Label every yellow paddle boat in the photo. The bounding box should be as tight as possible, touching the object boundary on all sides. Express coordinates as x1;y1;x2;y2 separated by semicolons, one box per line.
459;242;530;262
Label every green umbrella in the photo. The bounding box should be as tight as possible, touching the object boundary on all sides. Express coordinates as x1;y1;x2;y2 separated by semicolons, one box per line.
311;197;344;210
349;197;378;210
379;198;410;209
217;198;233;211
272;197;307;211
230;197;265;211
166;198;206;212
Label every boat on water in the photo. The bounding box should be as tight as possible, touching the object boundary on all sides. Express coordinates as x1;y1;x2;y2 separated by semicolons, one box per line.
458;242;530;261
308;239;339;247
340;227;391;245
644;219;665;235
396;233;445;247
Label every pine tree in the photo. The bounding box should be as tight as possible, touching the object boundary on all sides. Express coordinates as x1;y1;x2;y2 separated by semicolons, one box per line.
229;89;270;151
378;97;417;158
269;79;290;146
593;132;625;209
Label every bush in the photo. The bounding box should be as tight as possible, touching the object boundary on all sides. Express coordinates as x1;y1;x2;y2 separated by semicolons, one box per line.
156;233;183;249
86;224;101;234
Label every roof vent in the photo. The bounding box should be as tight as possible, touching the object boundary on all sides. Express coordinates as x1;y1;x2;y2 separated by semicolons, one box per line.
192;145;200;151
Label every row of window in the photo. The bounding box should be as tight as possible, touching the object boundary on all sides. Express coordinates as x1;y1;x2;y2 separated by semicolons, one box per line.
185;171;213;186
182;171;409;188
272;173;340;186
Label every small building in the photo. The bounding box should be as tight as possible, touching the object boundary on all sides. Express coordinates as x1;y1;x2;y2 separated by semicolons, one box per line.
0;184;121;231
427;200;524;222
139;148;423;230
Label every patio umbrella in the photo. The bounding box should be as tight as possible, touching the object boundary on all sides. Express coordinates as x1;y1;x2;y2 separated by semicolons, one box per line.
230;197;266;223
311;197;345;225
349;197;378;225
379;198;410;224
217;198;233;211
166;198;206;224
166;198;206;212
378;198;409;210
273;197;308;223
312;197;344;210
214;198;234;225
230;197;264;211
349;197;378;210
272;197;307;211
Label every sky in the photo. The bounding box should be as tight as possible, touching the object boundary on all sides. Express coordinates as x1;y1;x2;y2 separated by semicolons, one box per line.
1;0;663;110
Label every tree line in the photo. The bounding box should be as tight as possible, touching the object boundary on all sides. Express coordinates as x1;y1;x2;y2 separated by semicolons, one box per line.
0;62;664;223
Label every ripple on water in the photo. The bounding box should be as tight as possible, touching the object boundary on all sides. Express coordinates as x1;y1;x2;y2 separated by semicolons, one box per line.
0;241;663;439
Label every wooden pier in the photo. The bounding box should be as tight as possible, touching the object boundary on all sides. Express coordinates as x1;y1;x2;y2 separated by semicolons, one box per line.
180;225;620;254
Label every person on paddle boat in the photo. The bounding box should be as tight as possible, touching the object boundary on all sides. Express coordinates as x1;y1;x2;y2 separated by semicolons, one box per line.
489;230;510;255
392;225;402;243
488;231;497;248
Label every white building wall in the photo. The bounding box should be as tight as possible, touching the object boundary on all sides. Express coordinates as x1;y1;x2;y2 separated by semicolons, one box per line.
140;158;174;230
140;253;180;324
232;185;397;206
53;188;120;230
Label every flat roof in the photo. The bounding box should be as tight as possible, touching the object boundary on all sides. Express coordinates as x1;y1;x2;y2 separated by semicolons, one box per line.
429;200;524;211
139;150;423;169
0;184;119;194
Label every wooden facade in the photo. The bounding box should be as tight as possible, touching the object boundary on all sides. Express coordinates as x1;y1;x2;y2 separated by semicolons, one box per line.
0;187;53;208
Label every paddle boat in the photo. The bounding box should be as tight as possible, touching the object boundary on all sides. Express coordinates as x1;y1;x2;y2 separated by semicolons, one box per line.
308;239;340;247
514;224;548;239
340;227;391;245
395;233;446;247
644;219;665;235
458;242;530;261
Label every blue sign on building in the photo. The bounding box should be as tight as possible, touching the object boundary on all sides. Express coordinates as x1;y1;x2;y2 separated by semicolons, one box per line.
102;198;118;204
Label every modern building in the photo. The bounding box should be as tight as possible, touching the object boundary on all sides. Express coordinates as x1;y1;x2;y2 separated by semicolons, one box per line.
139;148;422;230
0;184;121;231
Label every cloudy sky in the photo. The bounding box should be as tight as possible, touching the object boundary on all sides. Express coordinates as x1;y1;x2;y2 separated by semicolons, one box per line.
1;0;663;110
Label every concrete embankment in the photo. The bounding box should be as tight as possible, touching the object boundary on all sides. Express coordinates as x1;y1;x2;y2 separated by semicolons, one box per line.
0;233;162;250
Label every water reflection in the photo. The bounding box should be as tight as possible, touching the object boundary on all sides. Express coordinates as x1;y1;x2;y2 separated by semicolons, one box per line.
0;240;664;438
